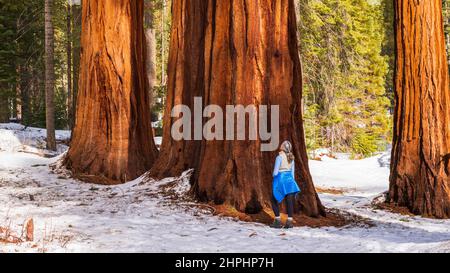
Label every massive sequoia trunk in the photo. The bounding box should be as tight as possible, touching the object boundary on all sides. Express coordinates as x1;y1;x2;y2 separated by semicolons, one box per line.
388;0;450;218
64;0;158;184
151;0;325;217
148;0;206;178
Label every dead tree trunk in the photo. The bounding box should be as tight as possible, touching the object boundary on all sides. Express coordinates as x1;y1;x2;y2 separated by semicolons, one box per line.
63;0;158;184
150;0;325;217
44;0;56;151
388;0;450;218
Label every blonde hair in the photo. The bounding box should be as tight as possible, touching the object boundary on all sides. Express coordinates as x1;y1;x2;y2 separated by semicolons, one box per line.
280;141;295;163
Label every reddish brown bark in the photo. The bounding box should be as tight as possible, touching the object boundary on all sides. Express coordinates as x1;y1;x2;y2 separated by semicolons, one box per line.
388;0;450;218
151;0;325;217
64;0;158;184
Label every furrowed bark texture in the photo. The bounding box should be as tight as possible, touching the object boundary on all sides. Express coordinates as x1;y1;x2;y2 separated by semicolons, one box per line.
64;0;158;184
151;0;325;217
389;0;450;218
148;0;207;178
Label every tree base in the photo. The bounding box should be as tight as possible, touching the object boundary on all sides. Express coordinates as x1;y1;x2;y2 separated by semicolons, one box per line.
382;201;450;219
374;191;450;219
53;155;127;185
211;204;363;228
388;173;450;219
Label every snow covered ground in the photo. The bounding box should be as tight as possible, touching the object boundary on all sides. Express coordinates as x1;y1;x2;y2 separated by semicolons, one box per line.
1;123;450;253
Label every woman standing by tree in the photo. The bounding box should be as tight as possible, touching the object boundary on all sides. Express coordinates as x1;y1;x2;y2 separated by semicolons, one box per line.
270;141;301;229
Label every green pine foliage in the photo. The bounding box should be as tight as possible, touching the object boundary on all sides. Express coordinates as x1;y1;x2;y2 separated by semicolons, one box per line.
380;0;395;107
298;0;392;158
0;1;45;125
145;0;171;135
444;0;450;68
151;0;171;87
0;0;72;128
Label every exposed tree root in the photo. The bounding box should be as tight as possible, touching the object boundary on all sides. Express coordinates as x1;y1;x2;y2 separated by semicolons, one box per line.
371;192;416;217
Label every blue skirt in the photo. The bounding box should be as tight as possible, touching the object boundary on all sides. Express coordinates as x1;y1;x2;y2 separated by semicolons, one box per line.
272;172;301;203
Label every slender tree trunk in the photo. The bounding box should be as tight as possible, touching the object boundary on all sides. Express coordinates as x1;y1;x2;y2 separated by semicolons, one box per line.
14;17;22;122
63;0;158;184
71;2;81;131
388;0;450;218
44;0;56;151
15;65;22;121
67;1;72;129
144;0;157;115
20;66;31;126
160;0;166;86
150;0;325;217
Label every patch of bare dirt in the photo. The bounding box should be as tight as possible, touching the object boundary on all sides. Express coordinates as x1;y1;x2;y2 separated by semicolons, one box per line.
316;186;351;195
370;192;422;217
212;204;374;228
373;202;415;216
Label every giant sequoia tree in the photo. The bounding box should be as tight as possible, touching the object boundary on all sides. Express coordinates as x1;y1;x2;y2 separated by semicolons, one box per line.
148;0;206;179
389;0;450;218
64;0;158;184
150;0;325;217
